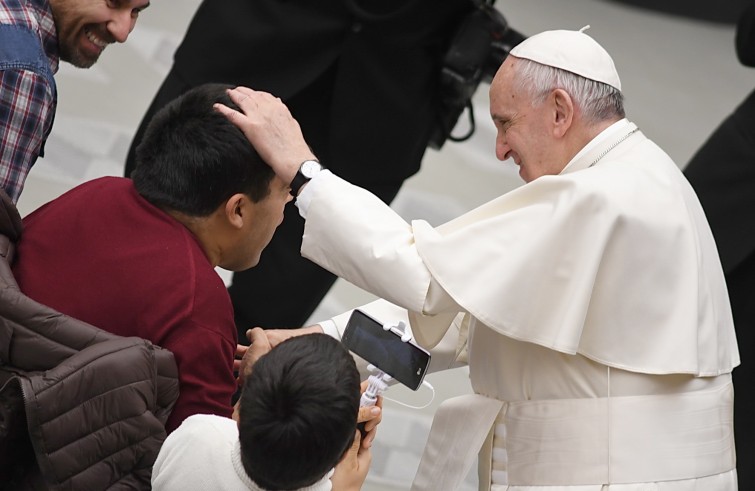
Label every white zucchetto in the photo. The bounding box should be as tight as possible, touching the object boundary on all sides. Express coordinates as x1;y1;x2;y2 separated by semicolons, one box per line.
510;26;622;91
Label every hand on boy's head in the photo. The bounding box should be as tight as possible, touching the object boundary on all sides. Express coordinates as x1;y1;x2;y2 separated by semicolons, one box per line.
358;380;383;449
214;87;316;186
331;430;371;491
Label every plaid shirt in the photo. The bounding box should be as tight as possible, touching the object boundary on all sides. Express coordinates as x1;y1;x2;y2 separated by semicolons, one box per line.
0;0;58;203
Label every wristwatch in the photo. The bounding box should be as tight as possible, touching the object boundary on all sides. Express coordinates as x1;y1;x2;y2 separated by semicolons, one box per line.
289;159;324;196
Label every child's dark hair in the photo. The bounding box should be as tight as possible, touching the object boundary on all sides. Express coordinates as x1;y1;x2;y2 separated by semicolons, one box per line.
132;83;274;216
238;334;361;490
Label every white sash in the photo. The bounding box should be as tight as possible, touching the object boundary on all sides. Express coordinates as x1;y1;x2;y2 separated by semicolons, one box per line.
411;394;503;491
410;383;735;489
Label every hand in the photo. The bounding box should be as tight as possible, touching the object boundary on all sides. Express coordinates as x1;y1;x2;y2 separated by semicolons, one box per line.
235;327;272;386
331;430;371;491
264;324;324;347
214;87;317;186
357;380;383;449
234;344;247;375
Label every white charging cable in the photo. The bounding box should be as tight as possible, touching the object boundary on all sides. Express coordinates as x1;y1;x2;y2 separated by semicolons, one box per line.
359;365;436;410
383;379;435;409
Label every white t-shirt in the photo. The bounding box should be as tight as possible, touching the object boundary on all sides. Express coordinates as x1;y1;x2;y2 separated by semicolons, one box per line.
152;414;333;491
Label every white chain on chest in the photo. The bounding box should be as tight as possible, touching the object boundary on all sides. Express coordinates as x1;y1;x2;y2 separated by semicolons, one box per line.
588;127;640;168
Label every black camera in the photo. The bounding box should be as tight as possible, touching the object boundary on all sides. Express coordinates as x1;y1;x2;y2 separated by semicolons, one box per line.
429;0;526;150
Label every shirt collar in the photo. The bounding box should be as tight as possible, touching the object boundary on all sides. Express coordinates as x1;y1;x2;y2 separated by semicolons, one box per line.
231;440;334;491
560;118;632;175
30;0;60;73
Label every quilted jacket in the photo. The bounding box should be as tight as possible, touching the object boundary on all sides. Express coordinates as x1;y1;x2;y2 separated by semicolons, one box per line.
0;190;179;490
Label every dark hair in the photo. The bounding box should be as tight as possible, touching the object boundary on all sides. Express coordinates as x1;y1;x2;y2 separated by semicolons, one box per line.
131;83;275;216
238;334;360;490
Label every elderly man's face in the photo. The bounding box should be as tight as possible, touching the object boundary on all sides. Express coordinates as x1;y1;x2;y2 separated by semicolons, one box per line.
489;57;563;183
49;0;150;68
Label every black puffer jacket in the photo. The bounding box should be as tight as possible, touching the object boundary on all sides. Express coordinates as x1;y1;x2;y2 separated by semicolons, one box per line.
0;190;179;490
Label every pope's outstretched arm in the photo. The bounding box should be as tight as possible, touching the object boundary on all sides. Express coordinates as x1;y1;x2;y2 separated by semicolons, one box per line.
215;87;459;349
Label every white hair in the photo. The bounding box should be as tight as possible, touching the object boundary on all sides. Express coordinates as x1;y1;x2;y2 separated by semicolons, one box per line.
512;58;625;124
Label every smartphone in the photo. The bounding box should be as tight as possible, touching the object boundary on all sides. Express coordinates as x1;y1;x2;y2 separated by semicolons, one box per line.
341;309;431;390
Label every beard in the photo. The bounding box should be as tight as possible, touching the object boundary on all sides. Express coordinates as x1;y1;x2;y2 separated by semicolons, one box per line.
49;0;110;69
58;39;101;69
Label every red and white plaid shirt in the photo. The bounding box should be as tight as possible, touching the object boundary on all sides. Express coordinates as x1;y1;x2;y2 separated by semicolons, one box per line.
0;0;58;202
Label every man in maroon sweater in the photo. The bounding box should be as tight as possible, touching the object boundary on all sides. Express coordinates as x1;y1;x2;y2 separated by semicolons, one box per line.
12;83;292;432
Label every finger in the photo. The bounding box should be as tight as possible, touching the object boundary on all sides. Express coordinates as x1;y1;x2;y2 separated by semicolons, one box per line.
357;444;372;469
363;412;381;433
235;344;248;358
227;86;260;110
232;86;279;104
213;102;240;121
358;406;381;449
248;327;272;351
231;86;257;97
350;429;362;457
364;420;380;449
357;405;381;424
352;428;372;467
337;429;361;468
228;86;256;101
229;87;289;119
238;329;272;384
366;395;383;428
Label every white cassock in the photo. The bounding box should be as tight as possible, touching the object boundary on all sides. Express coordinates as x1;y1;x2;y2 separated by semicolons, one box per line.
297;119;740;490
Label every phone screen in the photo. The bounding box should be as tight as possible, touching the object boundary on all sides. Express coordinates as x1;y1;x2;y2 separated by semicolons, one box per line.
342;309;430;390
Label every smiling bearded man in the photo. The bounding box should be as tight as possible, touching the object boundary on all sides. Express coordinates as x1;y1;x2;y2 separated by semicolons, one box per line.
0;0;150;203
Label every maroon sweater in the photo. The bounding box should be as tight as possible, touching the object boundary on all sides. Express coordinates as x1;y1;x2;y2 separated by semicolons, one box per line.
13;177;237;432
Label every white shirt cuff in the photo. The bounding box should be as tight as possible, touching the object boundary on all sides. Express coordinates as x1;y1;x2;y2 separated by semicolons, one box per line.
295;169;334;219
319;319;341;341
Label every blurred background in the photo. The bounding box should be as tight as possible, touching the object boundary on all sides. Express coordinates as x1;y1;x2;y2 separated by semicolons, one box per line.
16;1;754;489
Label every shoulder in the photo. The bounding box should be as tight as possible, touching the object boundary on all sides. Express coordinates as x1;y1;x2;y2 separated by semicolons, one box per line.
0;17;56;103
0;1;38;31
33;177;130;211
172;414;238;439
567;138;679;194
23;177;125;219
555;146;692;236
0;1;55;64
511;145;682;230
159;415;238;461
153;415;240;489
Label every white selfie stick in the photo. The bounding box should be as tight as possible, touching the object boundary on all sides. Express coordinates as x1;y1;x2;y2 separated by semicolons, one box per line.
360;364;392;408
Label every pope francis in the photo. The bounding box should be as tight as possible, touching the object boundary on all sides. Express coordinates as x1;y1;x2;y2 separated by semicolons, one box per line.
218;28;739;491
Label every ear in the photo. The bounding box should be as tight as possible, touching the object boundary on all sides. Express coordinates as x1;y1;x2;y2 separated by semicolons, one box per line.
224;193;247;230
551;88;574;138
